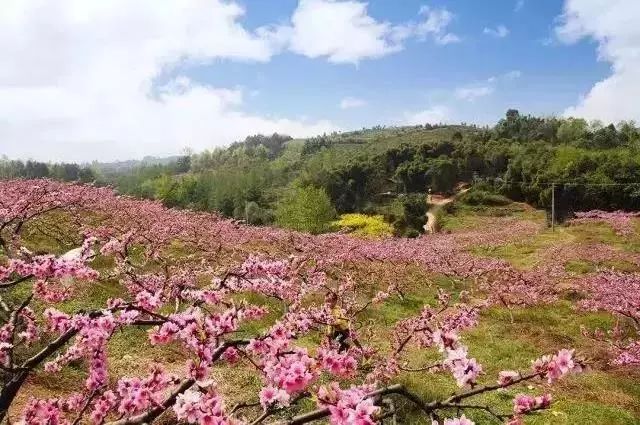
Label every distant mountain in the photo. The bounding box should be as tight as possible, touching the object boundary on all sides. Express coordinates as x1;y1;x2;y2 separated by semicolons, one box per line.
90;155;182;174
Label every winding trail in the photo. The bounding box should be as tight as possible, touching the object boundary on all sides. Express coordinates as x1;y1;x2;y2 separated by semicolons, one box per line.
425;188;470;233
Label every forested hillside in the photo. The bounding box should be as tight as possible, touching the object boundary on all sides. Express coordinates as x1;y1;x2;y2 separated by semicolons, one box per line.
4;110;640;235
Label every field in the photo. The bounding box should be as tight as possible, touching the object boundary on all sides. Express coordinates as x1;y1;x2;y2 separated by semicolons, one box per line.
2;180;640;425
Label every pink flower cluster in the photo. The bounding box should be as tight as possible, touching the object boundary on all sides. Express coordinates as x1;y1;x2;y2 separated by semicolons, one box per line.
531;349;581;384
317;346;359;378
443;346;483;388
20;366;175;425
572;210;640;236
392;301;483;387
20;398;73;425
259;386;290;410
578;271;640;365
497;370;520;386
513;393;552;414
317;383;379;425
44;313;117;390
394;303;479;351
147;305;265;381
433;415;474;425
226;256;326;308
173;386;236;425
1;253;98;303
115;364;172;415
262;349;317;395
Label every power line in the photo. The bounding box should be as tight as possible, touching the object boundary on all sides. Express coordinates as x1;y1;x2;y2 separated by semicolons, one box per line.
513;182;640;187
547;182;640;186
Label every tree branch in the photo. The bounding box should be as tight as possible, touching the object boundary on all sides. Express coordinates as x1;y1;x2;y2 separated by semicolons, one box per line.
105;340;249;425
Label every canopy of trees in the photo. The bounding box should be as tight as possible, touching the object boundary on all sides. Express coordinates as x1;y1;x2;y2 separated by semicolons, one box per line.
4;111;640;233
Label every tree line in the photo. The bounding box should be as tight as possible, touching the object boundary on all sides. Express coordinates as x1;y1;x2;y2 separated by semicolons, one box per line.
0;158;96;182
3;111;640;234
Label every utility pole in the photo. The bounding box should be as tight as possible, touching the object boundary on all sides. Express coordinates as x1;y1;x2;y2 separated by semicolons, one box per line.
551;183;555;232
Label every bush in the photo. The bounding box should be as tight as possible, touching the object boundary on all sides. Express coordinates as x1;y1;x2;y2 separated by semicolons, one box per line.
275;186;336;234
332;214;393;238
392;194;427;237
458;189;511;206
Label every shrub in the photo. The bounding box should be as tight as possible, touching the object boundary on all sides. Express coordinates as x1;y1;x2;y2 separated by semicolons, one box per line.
275;185;336;234
458;189;511;206
332;213;394;238
392;194;427;237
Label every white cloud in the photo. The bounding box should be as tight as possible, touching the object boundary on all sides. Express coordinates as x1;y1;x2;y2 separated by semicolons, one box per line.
0;0;338;162
264;1;461;64
402;106;450;125
483;25;510;38
487;70;522;83
456;70;520;101
416;6;461;45
0;0;467;161
515;0;525;12
503;70;523;80
283;0;410;64
454;86;494;101
556;0;640;122
340;97;367;109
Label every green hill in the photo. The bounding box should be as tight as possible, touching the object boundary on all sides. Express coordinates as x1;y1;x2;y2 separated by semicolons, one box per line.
4;110;640;236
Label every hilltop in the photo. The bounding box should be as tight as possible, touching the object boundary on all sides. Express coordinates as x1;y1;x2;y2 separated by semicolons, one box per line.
2;110;640;237
100;110;640;236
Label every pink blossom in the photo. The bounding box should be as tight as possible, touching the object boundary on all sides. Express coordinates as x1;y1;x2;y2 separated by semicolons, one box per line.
442;415;475;425
497;370;520;386
513;393;551;414
259;386;290;409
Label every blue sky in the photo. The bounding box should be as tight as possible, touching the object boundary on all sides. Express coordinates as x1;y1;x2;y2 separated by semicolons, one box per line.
181;0;608;128
0;0;635;161
175;1;587;128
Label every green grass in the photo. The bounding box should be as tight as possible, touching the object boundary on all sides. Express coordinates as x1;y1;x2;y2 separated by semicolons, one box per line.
440;202;542;233
471;227;573;269
391;302;637;424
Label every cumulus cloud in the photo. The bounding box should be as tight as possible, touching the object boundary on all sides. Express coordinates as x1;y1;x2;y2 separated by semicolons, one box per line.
278;1;460;64
402;106;450;125
0;0;466;161
0;0;338;162
483;25;510;38
515;0;525;12
340;97;367;109
281;0;412;63
556;0;640;122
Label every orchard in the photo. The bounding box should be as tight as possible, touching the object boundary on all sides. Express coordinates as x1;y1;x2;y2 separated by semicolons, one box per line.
0;180;636;424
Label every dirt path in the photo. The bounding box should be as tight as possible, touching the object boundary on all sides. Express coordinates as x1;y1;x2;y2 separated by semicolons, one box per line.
424;188;470;233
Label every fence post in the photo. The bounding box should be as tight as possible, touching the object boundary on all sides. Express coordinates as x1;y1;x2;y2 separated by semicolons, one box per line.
551;183;555;232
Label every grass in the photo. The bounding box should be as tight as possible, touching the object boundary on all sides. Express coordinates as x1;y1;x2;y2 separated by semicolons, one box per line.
390;302;638;424
439;202;541;233
356;267;639;424
471;227;573;269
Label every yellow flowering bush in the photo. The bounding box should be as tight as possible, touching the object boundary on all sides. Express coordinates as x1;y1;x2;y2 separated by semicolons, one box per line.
332;213;394;238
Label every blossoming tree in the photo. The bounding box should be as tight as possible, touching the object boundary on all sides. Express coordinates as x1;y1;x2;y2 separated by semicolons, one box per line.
579;271;640;366
0;180;585;425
